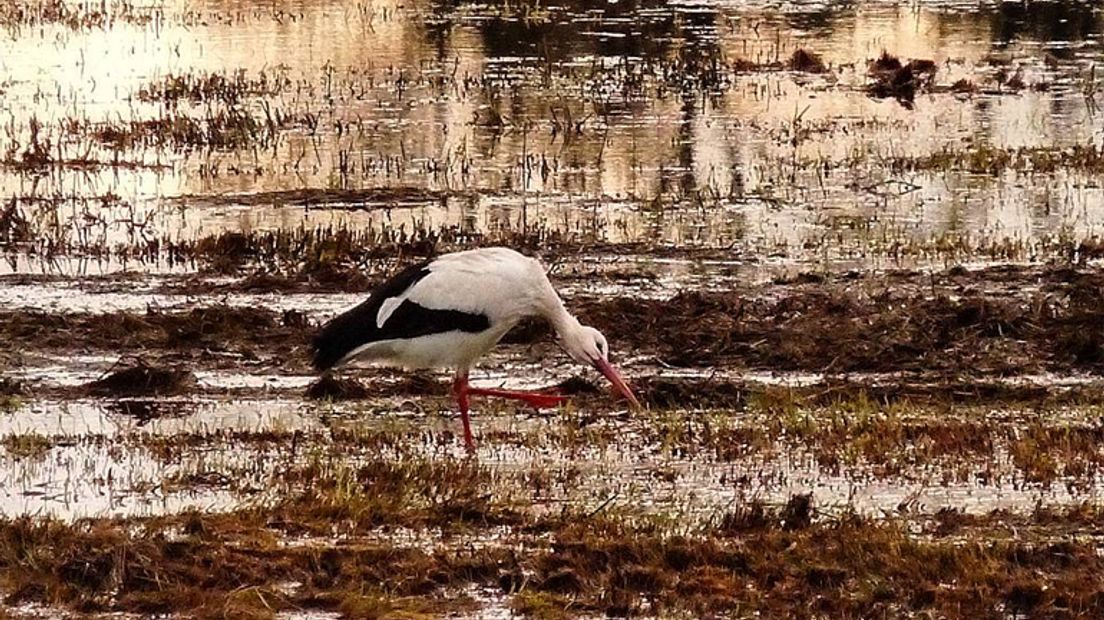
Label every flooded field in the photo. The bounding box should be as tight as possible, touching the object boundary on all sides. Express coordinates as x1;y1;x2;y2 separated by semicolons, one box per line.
2;0;1104;617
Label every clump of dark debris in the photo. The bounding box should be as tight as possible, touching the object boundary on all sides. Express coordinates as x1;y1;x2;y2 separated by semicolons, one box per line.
638;377;748;409
0;378;27;397
950;78;978;94
84;360;196;396
788;48;828;73
0;198;31;244
996;66;1026;92
306;375;372;400
104;400;190;425
555;376;601;396
306;372;447;400
385;372;448;397
867;52;937;106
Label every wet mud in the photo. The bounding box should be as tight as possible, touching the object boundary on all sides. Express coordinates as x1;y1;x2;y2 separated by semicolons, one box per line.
4;265;1101;378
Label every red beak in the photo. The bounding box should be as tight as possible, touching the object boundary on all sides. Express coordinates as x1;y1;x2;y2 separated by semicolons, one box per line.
593;358;642;408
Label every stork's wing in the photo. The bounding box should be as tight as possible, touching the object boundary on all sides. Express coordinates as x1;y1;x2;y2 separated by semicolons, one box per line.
311;260;492;370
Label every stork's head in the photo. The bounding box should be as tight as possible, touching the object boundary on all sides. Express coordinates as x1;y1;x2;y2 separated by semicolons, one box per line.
561;324;641;408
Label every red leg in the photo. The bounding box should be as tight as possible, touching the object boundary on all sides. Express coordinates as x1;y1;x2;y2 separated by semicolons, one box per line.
452;374;475;452
466;386;568;409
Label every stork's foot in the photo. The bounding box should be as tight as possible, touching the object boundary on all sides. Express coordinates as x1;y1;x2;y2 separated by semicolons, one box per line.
466;387;568;410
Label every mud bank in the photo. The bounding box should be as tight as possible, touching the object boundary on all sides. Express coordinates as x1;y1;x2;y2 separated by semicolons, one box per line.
3;266;1101;376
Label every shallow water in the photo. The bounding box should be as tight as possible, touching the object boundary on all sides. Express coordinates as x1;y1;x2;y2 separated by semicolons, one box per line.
0;441;242;519
0;0;1101;267
0;390;1100;521
0;397;323;436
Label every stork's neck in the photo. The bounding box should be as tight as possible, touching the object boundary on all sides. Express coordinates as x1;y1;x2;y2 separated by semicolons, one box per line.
546;303;583;340
534;283;583;339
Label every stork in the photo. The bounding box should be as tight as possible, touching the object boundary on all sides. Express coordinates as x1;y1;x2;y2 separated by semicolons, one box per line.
310;247;640;450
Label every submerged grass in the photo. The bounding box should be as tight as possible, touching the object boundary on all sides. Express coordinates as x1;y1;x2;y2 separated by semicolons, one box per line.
0;0;159;31
0;433;52;460
138;70;291;107
0;456;519;616
51;390;1104;487
0;379;27;413
892;143;1104;175
10;210;1102;274
84;108;300;151
256;457;522;534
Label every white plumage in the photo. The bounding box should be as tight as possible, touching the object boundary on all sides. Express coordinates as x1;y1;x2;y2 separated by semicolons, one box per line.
312;247;640;450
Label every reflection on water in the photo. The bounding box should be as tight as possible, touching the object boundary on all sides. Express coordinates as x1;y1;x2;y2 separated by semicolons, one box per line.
0;0;1100;265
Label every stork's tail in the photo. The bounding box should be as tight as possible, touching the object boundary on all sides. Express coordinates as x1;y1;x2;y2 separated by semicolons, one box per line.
309;260;431;371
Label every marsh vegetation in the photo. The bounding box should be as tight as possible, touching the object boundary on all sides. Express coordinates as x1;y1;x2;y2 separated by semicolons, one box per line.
1;0;1103;617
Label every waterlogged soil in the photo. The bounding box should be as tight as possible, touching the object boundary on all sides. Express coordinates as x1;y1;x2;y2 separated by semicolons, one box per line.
1;264;1102;378
1;262;1104;616
3;0;1104;617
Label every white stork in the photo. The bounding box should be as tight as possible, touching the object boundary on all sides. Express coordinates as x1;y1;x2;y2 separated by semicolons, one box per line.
311;247;640;449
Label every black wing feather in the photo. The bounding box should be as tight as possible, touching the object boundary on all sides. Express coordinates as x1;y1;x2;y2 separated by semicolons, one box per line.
311;260;491;371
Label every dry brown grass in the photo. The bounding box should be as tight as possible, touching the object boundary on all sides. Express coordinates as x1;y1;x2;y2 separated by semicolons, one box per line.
2;492;1103;619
